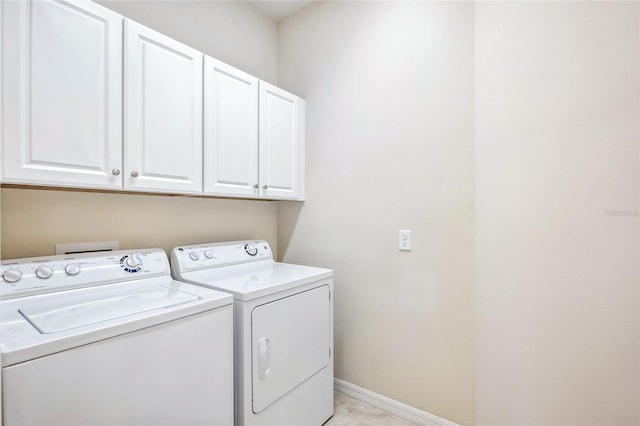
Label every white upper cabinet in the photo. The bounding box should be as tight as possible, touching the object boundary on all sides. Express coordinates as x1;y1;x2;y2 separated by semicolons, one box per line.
1;0;123;189
259;82;305;201
203;56;259;198
204;62;305;201
124;20;203;195
1;4;305;201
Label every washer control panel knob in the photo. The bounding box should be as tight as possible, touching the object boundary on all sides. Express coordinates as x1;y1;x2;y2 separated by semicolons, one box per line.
120;254;143;273
244;243;258;256
189;251;200;261
2;269;22;284
204;249;214;259
35;265;53;279
125;255;139;268
65;263;81;276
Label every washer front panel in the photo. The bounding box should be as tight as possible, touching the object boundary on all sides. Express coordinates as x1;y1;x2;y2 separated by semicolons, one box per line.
3;307;234;426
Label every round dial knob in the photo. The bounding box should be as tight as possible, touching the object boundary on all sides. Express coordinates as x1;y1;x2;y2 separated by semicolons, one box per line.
2;269;22;283
125;255;140;268
65;263;81;276
189;251;200;261
245;243;258;256
204;249;214;259
35;265;53;279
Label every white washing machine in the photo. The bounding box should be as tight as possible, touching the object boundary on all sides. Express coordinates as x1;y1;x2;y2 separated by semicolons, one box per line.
0;248;234;426
171;240;334;426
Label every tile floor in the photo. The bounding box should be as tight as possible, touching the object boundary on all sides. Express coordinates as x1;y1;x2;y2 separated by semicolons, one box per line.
324;392;418;426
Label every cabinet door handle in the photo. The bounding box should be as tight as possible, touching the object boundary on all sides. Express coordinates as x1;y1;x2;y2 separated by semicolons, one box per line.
131;170;139;177
262;185;268;190
253;184;259;189
112;168;120;176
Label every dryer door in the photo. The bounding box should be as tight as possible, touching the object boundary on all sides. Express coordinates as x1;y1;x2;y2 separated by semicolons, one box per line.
251;285;330;413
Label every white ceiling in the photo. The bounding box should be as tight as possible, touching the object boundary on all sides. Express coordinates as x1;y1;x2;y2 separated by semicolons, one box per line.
248;0;314;21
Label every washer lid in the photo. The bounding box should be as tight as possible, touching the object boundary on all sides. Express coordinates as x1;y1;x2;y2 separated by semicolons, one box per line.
20;286;199;334
0;277;233;366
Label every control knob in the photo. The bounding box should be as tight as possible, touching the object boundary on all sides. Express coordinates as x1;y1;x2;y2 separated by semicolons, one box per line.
204;249;214;259
189;251;200;261
245;243;258;256
35;265;53;279
65;263;81;276
2;269;22;284
125;254;140;268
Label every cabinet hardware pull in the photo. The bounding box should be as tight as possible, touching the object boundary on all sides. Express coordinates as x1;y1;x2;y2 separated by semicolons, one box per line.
262;185;268;190
253;184;259;189
131;170;139;177
112;168;120;176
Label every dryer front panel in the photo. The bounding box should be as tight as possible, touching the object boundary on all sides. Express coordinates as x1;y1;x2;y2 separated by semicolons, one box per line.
251;285;330;413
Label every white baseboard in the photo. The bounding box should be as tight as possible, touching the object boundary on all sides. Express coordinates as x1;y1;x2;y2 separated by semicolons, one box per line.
334;378;460;426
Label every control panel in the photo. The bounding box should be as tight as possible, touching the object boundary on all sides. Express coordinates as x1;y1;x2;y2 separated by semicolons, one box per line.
171;240;273;275
1;249;169;299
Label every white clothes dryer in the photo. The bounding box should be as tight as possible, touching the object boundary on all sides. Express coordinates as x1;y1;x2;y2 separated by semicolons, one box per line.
0;248;234;426
171;240;334;426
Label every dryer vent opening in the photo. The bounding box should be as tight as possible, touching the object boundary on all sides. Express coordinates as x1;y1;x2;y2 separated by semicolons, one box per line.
55;241;120;255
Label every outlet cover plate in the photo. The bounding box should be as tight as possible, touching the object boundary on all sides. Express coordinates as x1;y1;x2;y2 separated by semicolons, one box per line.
399;230;411;251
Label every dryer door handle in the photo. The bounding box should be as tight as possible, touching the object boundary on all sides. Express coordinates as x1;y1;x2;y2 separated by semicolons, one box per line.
258;337;271;380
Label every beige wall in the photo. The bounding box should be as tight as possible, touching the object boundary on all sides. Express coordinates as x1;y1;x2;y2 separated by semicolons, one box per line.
475;2;639;425
1;189;277;259
277;2;475;424
1;0;279;259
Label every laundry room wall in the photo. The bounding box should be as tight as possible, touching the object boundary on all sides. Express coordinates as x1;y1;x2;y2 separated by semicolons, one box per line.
474;2;639;425
277;2;475;424
0;0;279;259
1;189;277;259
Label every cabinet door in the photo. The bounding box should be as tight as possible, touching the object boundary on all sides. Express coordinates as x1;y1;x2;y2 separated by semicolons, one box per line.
203;56;259;197
259;82;305;201
1;0;123;189
124;20;203;195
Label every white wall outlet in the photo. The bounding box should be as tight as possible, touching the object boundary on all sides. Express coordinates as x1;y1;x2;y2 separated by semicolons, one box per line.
399;230;411;251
